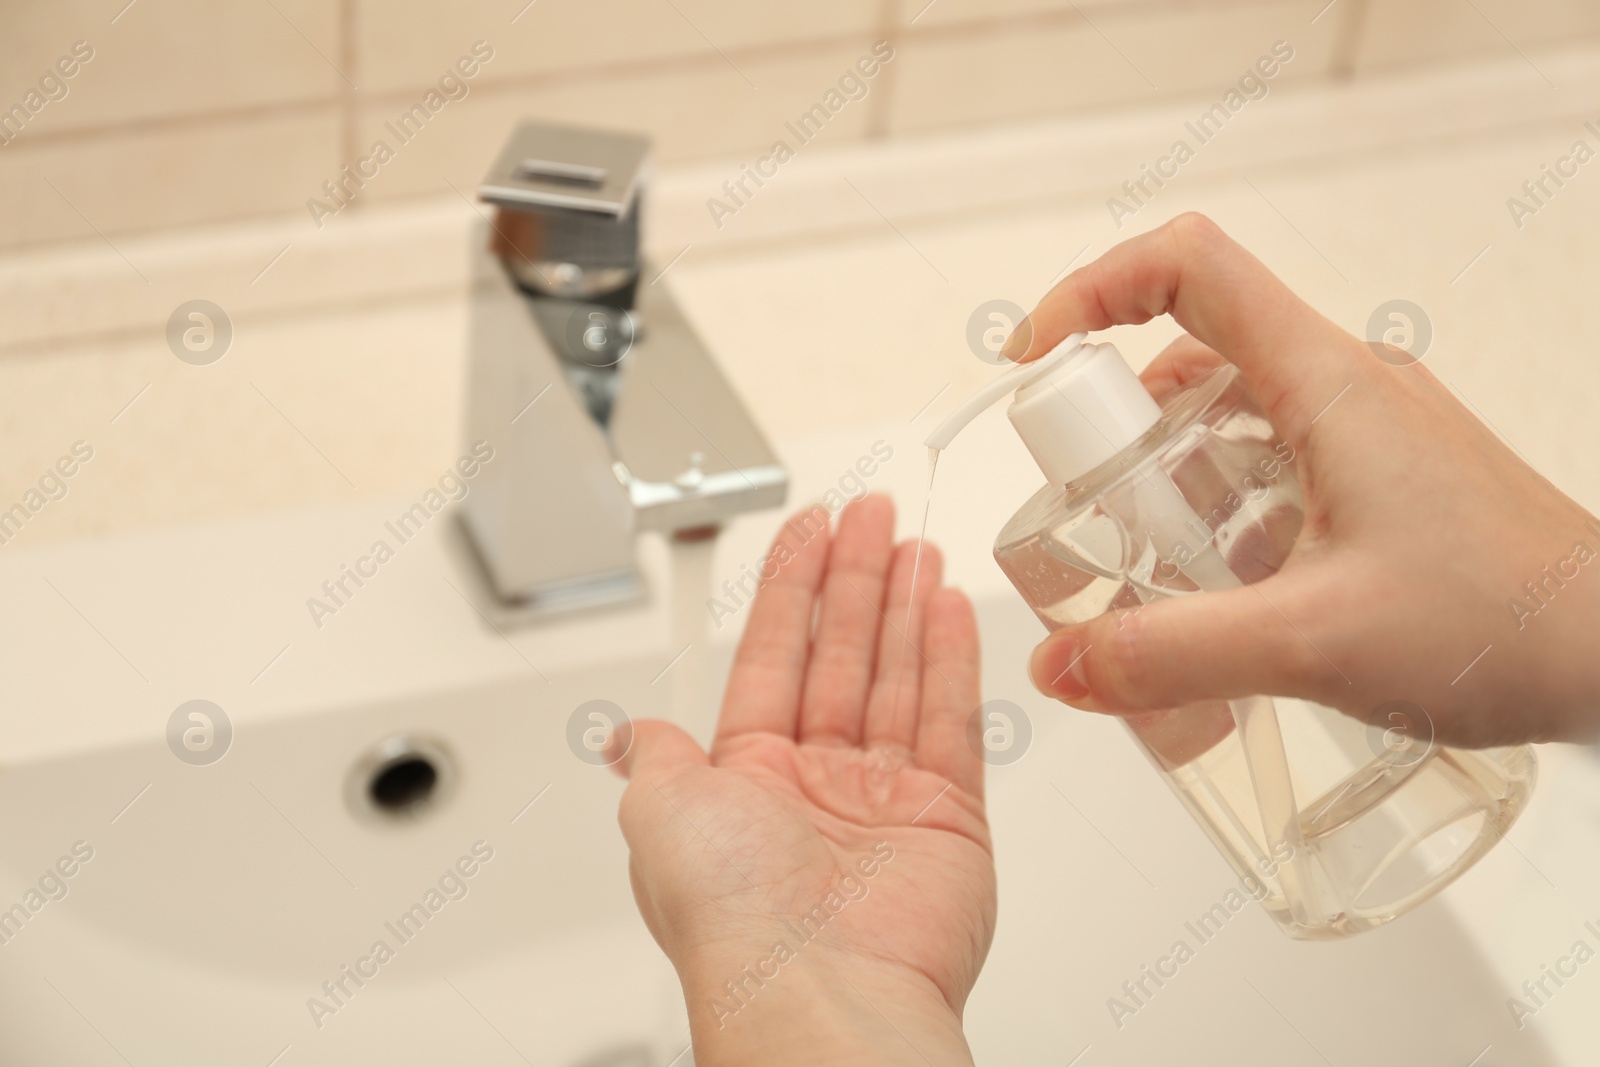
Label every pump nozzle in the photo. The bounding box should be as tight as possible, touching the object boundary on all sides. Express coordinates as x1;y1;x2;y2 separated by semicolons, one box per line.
924;332;1089;451
925;330;1162;487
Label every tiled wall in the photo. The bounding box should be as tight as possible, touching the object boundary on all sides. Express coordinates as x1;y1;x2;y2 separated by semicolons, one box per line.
4;0;1599;253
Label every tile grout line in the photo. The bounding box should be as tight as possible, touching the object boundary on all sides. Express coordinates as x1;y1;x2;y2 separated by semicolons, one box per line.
1327;0;1373;79
339;0;360;180
865;0;902;141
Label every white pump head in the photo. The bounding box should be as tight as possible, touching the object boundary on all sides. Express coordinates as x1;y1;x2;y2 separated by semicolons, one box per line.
925;332;1162;486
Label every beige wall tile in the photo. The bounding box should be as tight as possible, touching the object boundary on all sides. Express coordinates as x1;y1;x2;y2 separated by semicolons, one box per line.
672;0;885;48
346;41;884;207
1354;0;1600;72
889;2;1335;135
0;110;340;249
355;0;700;95
355;0;881;96
0;0;339;134
889;20;1151;134
1111;1;1337;93
1352;0;1512;70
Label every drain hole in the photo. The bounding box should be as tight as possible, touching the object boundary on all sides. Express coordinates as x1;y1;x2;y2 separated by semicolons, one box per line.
370;756;438;812
346;735;455;823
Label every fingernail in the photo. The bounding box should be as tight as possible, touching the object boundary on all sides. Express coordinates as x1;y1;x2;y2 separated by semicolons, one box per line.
1031;635;1090;701
999;315;1034;363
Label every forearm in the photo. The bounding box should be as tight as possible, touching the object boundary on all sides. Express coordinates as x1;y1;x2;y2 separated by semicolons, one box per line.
679;946;974;1067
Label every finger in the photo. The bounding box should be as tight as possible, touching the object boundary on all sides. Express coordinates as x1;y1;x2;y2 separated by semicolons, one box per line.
864;540;944;750
799;495;896;747
617;719;709;783
914;588;984;799
714;505;831;747
1139;334;1226;402
1003;213;1355;436
1027;573;1344;713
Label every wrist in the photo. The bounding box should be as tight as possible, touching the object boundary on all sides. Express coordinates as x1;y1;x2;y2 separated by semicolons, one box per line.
678;943;972;1067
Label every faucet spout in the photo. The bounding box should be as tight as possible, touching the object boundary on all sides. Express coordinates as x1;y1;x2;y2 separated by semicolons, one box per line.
458;122;787;614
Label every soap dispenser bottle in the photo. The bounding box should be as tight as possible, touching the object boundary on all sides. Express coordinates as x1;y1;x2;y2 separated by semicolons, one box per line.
930;333;1536;939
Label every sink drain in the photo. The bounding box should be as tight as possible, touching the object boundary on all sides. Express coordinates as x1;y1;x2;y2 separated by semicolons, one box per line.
371;755;437;811
346;736;455;822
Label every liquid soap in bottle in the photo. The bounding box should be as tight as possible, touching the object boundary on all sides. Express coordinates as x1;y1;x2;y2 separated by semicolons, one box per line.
928;333;1536;938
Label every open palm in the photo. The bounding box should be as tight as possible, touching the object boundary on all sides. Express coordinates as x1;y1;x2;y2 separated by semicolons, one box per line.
618;496;996;1030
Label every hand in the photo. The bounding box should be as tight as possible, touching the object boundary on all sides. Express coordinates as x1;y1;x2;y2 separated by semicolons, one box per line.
1012;212;1600;749
616;495;995;1066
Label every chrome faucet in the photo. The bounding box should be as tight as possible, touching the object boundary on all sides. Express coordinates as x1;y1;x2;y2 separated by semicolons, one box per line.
460;121;787;613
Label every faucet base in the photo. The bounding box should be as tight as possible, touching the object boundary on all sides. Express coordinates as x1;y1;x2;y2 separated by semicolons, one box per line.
450;516;647;627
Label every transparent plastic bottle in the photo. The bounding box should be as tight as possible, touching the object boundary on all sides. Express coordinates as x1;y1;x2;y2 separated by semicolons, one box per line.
932;334;1536;939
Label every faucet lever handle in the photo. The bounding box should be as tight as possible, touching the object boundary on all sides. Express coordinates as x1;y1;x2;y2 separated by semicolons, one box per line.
513;158;607;188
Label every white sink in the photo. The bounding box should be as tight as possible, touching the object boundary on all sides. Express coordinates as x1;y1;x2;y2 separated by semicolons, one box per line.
1;414;1596;1065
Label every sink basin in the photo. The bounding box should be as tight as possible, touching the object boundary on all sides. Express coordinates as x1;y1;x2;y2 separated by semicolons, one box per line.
0;413;1594;1067
0;669;668;1065
1;461;1591;1065
0;494;707;1065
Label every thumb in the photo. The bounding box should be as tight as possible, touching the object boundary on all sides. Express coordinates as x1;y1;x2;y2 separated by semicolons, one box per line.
614;718;709;782
1028;578;1339;713
613;720;714;940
